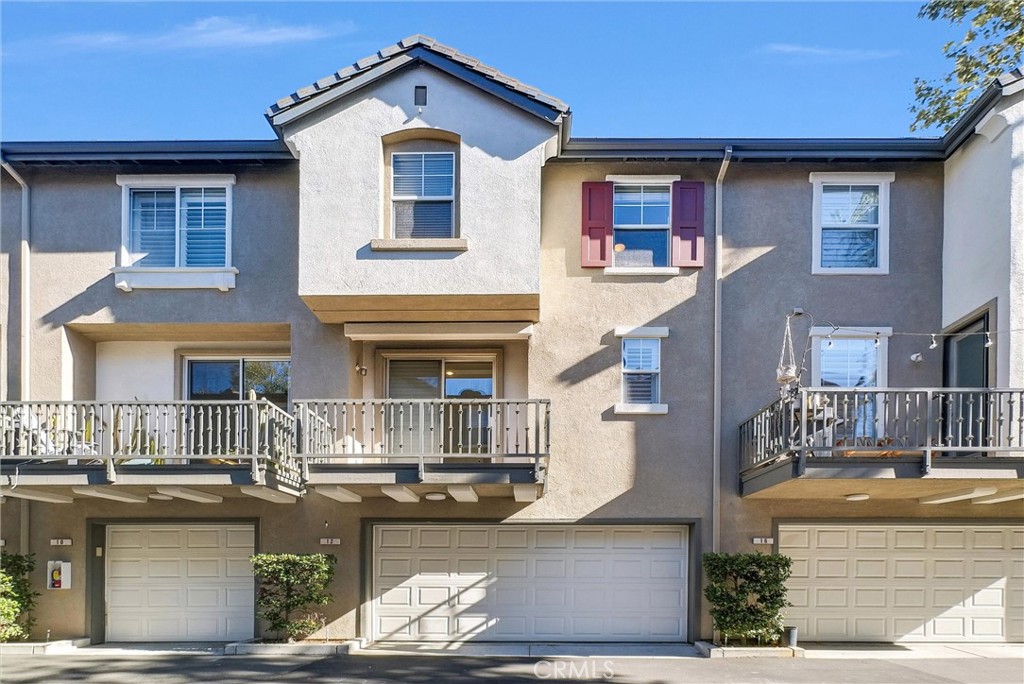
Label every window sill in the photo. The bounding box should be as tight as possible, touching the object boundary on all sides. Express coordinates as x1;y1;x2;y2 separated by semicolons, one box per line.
811;267;889;276
111;267;238;292
371;238;468;252
614;403;669;415
603;267;680;277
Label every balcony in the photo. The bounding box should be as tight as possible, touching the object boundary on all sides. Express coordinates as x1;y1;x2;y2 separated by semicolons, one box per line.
0;400;302;501
739;388;1024;498
295;399;551;502
1;398;553;504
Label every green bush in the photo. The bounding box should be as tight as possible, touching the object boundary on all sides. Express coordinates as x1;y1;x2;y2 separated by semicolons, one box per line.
702;552;792;646
251;553;336;641
0;552;40;642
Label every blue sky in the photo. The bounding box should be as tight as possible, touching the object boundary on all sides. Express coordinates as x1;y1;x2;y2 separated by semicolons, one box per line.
1;1;960;141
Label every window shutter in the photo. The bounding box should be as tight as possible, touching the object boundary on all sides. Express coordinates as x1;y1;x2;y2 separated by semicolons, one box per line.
581;182;613;267
671;181;705;267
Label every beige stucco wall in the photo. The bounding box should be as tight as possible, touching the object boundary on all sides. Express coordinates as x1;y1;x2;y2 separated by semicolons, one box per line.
284;66;556;299
943;90;1024;386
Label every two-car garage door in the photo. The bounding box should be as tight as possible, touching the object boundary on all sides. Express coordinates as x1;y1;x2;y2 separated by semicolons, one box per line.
106;524;255;642
372;524;689;642
780;523;1024;642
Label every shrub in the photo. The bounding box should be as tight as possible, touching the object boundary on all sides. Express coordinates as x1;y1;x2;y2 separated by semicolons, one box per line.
0;552;40;642
250;553;336;641
702;552;792;646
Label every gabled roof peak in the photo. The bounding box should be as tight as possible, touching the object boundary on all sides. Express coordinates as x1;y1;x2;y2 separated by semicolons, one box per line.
266;35;569;127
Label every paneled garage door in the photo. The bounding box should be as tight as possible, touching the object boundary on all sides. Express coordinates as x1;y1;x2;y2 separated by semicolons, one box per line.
780;523;1024;642
106;524;255;642
372;524;688;642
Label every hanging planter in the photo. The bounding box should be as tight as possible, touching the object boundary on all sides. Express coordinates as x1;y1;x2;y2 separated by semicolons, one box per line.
776;315;800;385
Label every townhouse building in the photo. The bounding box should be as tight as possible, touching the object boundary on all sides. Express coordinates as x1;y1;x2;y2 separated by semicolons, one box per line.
1;36;1021;646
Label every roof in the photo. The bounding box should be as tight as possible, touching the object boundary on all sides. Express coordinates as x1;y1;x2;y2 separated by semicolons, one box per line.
265;34;570;127
0;140;293;165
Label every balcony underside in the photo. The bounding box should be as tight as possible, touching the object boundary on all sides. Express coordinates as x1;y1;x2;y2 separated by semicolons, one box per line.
301;293;540;323
742;454;1024;498
306;462;541;486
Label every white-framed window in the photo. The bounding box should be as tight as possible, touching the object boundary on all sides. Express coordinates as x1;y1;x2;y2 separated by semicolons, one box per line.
810;326;890;439
117;175;234;268
114;175;237;291
613;326;669;415
391;152;455;238
810;172;893;275
612;182;671;267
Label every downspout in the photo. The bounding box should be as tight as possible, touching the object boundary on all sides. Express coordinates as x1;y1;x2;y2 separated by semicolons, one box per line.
1;158;30;401
712;146;732;553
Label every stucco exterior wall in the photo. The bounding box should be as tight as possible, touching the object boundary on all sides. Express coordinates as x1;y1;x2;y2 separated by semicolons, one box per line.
284;66;556;298
943;90;1024;386
531;161;717;525
0;163;357;401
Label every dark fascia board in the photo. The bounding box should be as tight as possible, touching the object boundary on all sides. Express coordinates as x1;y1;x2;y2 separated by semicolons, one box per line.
1;140;295;164
267;47;564;129
557;137;947;162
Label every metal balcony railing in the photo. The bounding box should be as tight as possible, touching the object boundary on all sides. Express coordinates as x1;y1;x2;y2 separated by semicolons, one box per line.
740;388;1024;474
0;400;299;484
294;399;551;477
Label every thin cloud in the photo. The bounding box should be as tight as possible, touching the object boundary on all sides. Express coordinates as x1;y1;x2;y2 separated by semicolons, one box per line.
762;43;901;62
33;16;353;54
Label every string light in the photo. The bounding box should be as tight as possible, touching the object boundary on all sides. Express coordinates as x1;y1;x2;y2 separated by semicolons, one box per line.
929;334;938;350
826;334;834;349
874;333;880;348
985;332;993;348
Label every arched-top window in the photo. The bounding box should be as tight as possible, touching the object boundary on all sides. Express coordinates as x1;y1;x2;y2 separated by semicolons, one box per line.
382;129;460;239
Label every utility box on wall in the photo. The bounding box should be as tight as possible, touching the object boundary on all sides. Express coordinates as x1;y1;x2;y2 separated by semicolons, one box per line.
47;561;71;590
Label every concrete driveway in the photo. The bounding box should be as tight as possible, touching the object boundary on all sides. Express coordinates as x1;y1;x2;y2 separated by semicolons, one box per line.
0;643;1021;684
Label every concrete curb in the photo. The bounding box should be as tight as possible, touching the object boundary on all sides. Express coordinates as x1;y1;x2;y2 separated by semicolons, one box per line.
695;640;805;658
223;640;355;655
0;638;91;654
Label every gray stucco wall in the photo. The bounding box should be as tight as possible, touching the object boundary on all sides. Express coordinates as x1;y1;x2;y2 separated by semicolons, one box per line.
1;163;352;400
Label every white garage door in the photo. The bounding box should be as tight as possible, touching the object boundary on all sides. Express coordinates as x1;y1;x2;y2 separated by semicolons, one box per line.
372;524;688;642
106;524;255;642
780;523;1024;642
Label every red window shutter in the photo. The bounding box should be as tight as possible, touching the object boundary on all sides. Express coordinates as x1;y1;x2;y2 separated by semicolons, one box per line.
581;182;613;267
671;181;705;267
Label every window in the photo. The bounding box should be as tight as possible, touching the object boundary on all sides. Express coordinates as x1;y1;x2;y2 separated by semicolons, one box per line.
613;327;669;414
612;184;671;267
581;178;704;271
114;175;237;291
385;354;496;455
187;358;291;409
811;327;889;439
392;152;455;238
184;356;290;457
810;173;893;274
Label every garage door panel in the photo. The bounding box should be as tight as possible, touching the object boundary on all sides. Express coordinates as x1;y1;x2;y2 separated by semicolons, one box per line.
780;523;1024;643
106;524;254;642
372;524;688;642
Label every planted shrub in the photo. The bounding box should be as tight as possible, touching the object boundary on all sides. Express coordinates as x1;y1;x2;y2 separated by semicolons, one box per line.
251;553;336;641
702;552;792;646
0;552;40;642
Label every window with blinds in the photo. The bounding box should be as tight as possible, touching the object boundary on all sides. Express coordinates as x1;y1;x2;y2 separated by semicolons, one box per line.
128;185;229;267
612;184;671;267
392;152;455;239
810;172;892;274
621;338;661;404
819;184;879;268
